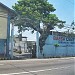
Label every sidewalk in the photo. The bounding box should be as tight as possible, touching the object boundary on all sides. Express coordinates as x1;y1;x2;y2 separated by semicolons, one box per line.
0;57;75;62
13;52;32;59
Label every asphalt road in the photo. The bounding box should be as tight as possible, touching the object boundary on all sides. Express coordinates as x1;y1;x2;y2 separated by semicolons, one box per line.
0;57;75;75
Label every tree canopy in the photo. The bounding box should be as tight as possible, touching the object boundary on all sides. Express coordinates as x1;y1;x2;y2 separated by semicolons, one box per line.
12;0;65;51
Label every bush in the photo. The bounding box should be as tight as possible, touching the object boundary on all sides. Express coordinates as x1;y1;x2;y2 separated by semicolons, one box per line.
17;50;22;54
54;43;59;47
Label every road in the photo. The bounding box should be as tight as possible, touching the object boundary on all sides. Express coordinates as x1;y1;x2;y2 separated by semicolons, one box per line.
0;57;75;75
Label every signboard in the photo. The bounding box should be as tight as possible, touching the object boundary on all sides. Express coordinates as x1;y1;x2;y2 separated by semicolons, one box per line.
53;36;75;41
53;35;75;47
0;13;7;39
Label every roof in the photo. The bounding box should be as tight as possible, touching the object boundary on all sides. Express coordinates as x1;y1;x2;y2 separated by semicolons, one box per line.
0;2;16;17
15;35;27;38
50;27;75;34
50;28;67;32
15;37;27;38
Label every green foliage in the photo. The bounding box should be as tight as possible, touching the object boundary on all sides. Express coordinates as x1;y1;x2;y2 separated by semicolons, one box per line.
13;0;65;33
16;50;22;54
12;0;61;33
12;0;65;51
54;43;59;47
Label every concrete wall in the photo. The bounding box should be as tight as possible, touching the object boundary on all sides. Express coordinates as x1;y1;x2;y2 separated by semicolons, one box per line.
0;5;8;39
38;35;75;58
0;14;7;39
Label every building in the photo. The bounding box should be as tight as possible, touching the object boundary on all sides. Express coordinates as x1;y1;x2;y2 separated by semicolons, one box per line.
0;2;15;58
38;30;75;58
27;41;36;51
14;36;28;53
14;35;36;53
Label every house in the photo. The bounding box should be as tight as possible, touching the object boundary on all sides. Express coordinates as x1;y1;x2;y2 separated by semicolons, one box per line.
0;2;16;58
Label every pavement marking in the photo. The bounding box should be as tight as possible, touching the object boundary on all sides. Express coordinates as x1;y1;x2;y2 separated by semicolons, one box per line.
0;66;71;75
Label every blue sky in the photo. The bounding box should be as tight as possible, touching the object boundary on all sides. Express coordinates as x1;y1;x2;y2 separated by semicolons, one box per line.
49;0;74;25
0;0;74;41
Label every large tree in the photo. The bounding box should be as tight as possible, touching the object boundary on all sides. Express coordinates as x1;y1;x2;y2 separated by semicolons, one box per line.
13;0;65;51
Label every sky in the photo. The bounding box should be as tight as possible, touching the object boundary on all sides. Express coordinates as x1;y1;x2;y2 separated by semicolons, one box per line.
0;0;74;41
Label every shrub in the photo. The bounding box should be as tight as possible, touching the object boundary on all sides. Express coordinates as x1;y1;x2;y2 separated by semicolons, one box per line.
54;43;59;47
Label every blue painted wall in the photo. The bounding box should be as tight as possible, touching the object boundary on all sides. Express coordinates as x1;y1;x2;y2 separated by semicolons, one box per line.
6;14;10;58
0;39;6;54
38;35;75;58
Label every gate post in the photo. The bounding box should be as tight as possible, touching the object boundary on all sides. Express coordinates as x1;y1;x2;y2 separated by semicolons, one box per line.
6;14;10;58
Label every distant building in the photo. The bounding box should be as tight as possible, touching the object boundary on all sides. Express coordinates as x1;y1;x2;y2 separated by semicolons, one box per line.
0;2;15;58
14;35;36;57
14;36;28;53
27;41;36;50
